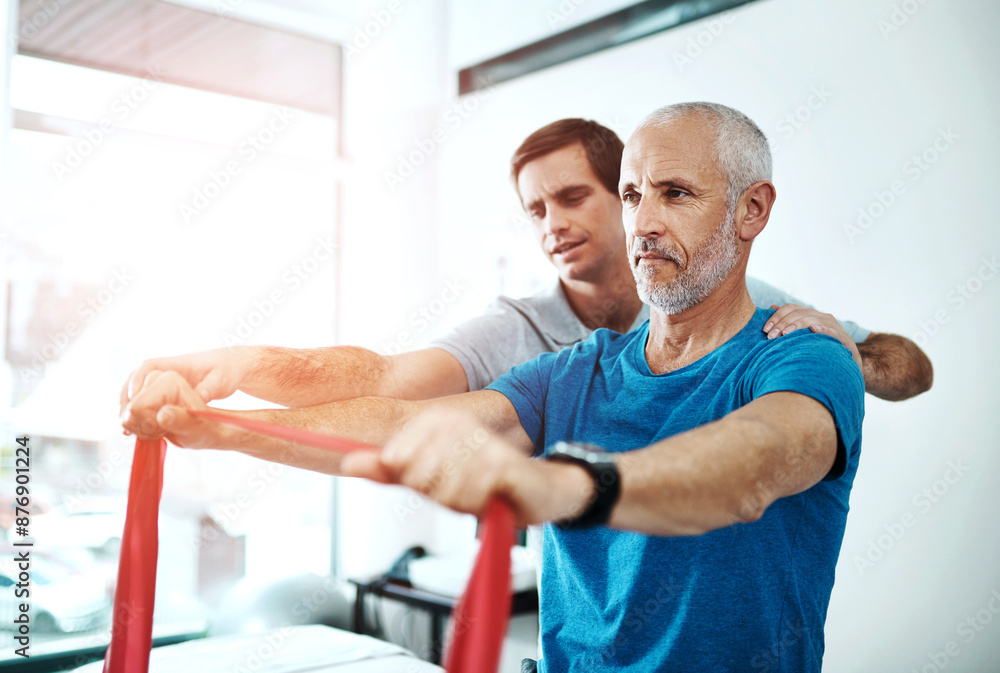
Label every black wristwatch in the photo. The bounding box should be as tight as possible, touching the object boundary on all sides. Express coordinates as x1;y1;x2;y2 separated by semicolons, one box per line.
545;441;621;529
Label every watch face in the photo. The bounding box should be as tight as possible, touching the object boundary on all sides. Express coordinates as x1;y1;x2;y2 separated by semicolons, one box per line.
546;441;620;529
552;441;606;460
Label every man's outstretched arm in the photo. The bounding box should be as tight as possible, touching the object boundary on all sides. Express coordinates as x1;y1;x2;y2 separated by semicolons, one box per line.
607;391;838;535
765;304;933;401
345;390;843;535
120;345;470;411
120;369;526;476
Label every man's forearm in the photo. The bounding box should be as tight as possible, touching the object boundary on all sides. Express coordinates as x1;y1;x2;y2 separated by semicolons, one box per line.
858;333;933;401
193;390;526;477
240;346;390;407
210;396;414;475
606;392;837;536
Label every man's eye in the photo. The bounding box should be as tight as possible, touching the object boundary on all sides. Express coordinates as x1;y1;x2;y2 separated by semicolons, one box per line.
667;189;687;199
622;192;639;204
530;208;545;219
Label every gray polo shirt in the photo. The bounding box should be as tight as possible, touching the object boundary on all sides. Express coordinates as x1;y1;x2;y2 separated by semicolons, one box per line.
430;276;871;391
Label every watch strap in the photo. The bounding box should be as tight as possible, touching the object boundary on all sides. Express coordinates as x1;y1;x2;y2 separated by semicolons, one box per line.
545;442;621;529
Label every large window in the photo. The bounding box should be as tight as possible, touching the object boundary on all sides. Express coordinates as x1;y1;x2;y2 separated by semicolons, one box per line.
0;54;341;663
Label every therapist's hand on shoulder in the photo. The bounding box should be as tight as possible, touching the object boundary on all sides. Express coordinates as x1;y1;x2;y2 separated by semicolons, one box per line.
121;370;223;448
340;408;595;527
764;303;863;368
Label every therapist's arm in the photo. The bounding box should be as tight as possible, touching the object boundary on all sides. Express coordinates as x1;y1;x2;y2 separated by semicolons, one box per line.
855;332;933;401
764;304;933;401
120;345;470;411
121;370;525;476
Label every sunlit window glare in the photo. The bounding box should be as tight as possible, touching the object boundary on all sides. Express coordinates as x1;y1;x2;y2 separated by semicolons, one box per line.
2;54;339;656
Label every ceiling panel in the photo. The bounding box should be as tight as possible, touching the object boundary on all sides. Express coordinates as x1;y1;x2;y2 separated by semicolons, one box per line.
17;0;341;117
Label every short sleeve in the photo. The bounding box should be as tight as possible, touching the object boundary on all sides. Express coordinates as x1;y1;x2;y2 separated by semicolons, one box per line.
486;352;559;454
429;300;536;391
746;277;872;343
746;330;866;480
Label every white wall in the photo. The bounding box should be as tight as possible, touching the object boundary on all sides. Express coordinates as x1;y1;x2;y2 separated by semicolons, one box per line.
336;0;1000;670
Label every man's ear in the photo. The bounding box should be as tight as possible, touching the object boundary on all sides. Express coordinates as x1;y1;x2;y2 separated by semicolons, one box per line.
737;181;776;242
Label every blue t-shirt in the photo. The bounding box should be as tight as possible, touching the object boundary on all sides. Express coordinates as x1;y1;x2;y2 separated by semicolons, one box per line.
487;308;865;673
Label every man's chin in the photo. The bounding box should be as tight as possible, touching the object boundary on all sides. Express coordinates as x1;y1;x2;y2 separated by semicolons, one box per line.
637;279;694;313
641;292;697;315
557;259;597;283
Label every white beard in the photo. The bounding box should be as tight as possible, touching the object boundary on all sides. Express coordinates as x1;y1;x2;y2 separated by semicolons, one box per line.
630;210;740;315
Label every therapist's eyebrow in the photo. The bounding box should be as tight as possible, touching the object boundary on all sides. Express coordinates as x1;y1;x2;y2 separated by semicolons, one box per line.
525;197;545;214
525;184;593;214
553;184;593;203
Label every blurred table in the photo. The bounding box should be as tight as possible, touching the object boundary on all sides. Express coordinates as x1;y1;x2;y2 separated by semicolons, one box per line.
72;625;443;672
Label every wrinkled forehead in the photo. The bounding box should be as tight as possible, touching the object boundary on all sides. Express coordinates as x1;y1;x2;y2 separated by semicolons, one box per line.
621;116;720;184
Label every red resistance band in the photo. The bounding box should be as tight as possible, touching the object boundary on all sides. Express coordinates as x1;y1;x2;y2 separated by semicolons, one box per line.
105;409;513;673
104;437;166;673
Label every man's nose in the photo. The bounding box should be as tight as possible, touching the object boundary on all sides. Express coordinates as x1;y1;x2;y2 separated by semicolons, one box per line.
626;197;664;240
543;206;572;237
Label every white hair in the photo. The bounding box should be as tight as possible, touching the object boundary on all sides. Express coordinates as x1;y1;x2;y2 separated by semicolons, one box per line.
638;102;772;212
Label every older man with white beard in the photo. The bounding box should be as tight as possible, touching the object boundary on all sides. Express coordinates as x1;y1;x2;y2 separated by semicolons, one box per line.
124;102;864;672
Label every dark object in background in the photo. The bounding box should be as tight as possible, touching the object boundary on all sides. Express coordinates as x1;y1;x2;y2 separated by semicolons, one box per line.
383;545;427;584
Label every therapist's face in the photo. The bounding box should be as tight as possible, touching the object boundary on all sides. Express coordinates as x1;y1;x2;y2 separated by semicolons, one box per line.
517;142;627;284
